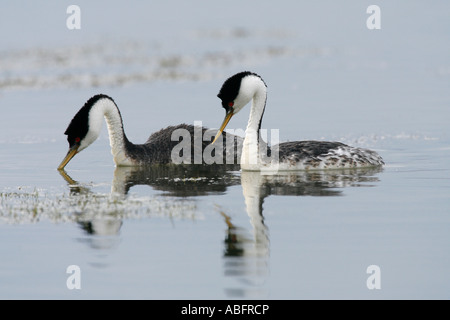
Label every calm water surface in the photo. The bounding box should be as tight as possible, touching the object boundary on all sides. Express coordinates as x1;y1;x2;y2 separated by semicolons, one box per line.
1;1;449;299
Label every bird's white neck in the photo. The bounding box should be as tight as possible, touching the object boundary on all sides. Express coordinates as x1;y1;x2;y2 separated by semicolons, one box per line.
89;98;133;166
241;79;268;170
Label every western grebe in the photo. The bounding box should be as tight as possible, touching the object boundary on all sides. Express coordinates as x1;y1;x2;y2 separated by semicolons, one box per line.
212;71;384;171
58;94;241;169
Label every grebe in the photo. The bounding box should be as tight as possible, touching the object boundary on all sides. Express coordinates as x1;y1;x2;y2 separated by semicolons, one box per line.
58;94;241;169
212;71;384;171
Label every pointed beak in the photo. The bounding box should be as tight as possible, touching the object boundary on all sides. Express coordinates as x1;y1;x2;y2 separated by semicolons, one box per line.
57;169;77;184
57;144;79;170
212;110;234;144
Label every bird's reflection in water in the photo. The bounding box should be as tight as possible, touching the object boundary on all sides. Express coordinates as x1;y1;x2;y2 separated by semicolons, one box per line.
59;165;382;288
59;170;124;254
221;167;383;298
220;208;269;298
58;164;241;248
110;164;240;197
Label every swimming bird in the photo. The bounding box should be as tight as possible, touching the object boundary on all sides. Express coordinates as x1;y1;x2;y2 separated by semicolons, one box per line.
212;71;384;171
58;94;242;169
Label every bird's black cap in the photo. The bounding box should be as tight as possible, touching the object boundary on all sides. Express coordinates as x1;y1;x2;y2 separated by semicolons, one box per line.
64;94;113;148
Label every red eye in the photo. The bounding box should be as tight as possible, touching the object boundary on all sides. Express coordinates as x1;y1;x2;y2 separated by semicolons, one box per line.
75;137;81;143
228;101;234;107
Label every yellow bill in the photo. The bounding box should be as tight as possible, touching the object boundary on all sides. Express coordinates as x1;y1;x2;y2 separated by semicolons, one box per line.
57;145;79;170
212;111;234;144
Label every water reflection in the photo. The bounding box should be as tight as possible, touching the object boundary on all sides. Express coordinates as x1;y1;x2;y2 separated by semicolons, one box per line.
109;164;241;196
59;170;123;252
59;164;241;235
58;164;241;270
59;165;382;295
222;167;382;298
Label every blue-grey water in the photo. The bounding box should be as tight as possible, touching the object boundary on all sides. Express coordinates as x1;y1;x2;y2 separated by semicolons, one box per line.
1;1;449;299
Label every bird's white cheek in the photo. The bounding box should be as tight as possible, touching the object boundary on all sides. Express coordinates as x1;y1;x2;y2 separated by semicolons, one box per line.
233;88;255;114
78;106;104;152
78;126;101;152
232;103;245;114
232;96;251;114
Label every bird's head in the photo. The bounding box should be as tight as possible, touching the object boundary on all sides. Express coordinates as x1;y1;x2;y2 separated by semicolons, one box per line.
212;71;266;144
58;94;114;170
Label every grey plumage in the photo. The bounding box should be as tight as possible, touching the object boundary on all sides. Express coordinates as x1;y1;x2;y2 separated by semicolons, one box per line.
126;123;242;165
